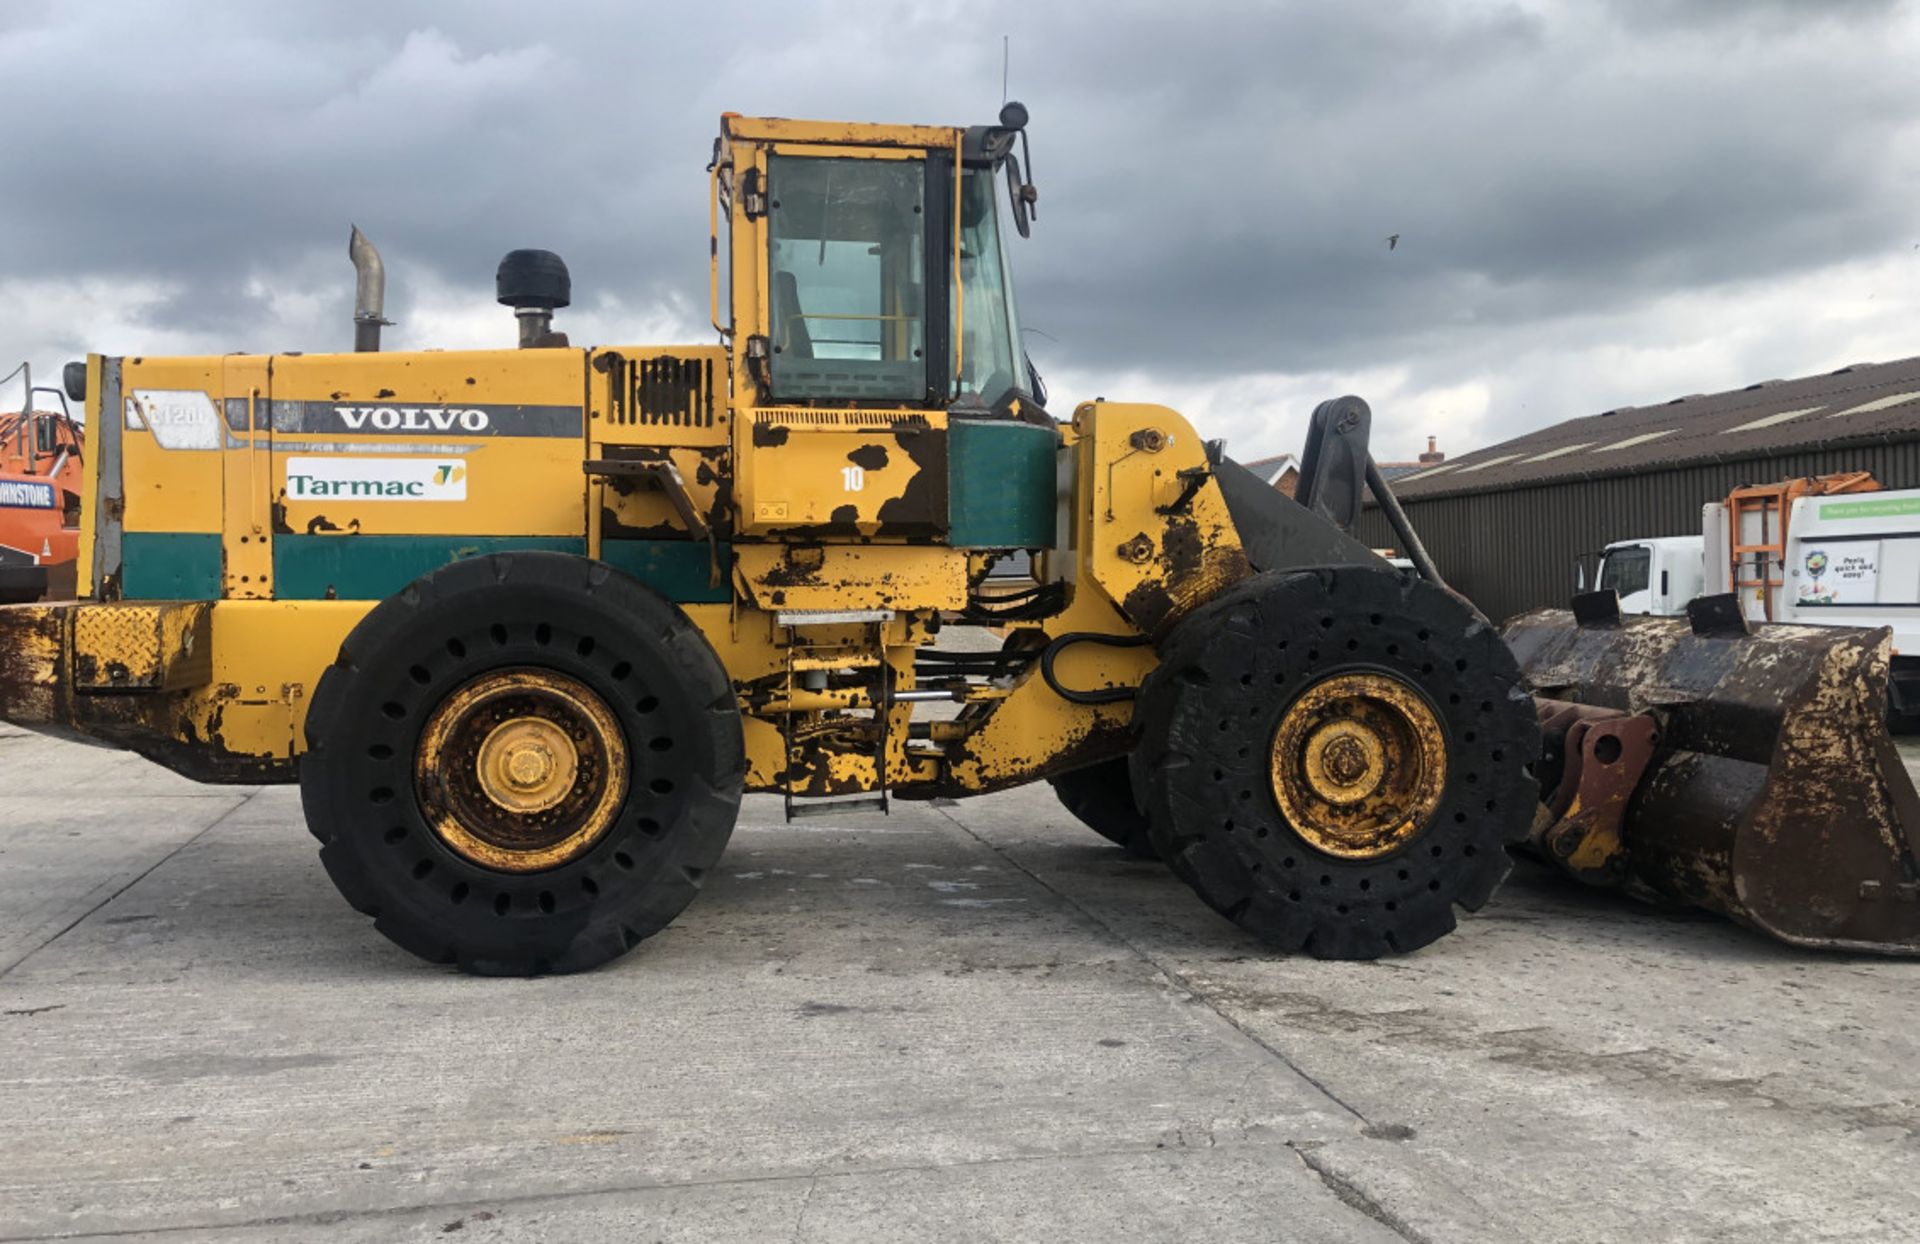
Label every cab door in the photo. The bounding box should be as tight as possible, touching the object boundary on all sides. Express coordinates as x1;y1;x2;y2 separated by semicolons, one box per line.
731;143;953;541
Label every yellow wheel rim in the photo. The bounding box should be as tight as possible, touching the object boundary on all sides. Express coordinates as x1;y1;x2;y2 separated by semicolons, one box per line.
415;669;629;873
1269;672;1446;860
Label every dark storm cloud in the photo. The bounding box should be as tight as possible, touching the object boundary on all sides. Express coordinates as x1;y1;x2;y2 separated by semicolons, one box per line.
2;0;1916;446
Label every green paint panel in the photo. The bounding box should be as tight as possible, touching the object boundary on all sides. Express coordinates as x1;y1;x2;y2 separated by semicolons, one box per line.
599;539;732;603
122;532;223;600
274;535;582;601
947;418;1058;548
272;535;731;604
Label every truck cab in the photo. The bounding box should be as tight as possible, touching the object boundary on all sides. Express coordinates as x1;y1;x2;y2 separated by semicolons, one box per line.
1593;535;1704;616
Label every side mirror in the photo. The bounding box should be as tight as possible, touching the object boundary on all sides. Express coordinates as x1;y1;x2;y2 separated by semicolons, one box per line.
1004;153;1034;238
62;361;86;403
995;101;1037;238
34;417;57;455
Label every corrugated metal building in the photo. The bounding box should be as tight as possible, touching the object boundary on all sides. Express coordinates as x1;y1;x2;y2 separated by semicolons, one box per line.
1355;356;1920;623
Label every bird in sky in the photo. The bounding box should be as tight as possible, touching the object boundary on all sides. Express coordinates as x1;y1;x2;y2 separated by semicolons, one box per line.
1386;234;1400;251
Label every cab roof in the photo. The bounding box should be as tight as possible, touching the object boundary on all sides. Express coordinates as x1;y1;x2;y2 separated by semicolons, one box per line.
720;114;964;150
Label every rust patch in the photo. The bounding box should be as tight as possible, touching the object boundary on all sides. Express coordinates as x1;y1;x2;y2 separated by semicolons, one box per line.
752;422;791;447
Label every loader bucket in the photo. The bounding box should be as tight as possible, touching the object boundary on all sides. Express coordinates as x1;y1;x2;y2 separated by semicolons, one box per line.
1502;594;1920;954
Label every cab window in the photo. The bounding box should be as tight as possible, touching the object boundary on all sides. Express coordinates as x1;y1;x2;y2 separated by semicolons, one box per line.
767;156;926;402
1599;547;1651;597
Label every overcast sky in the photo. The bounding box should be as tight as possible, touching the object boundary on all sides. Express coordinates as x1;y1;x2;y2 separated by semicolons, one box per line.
3;0;1918;461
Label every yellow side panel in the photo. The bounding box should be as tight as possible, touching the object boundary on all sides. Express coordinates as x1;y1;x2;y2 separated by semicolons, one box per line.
1076;402;1252;637
732;543;967;612
268;349;587;537
118;356;230;534
195;600;371;760
736;410;948;537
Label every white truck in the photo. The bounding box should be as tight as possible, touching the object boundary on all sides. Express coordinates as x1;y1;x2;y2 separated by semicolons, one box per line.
1591;483;1920;715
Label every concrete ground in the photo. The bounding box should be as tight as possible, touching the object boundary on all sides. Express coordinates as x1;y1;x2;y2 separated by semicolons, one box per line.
1;727;1917;1243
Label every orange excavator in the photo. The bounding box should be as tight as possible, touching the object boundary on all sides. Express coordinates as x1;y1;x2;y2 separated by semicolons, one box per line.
0;363;85;604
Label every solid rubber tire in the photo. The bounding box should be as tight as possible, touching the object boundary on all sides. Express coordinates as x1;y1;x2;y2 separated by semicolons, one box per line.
300;552;744;975
1131;565;1539;959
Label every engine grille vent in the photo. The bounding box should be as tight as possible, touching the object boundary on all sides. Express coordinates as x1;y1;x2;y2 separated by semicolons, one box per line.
610;353;716;427
752;409;931;431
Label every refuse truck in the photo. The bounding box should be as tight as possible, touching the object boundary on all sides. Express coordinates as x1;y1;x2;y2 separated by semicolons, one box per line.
1590;472;1920;716
0;108;1914;973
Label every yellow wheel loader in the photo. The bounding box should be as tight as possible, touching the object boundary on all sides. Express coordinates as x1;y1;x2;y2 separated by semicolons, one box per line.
0;107;1913;973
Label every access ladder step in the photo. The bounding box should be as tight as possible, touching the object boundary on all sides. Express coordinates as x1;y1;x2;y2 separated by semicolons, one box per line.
785;794;890;821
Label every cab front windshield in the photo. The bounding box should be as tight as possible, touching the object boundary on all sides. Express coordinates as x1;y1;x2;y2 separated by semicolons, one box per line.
955;169;1023;404
1599;547;1651;597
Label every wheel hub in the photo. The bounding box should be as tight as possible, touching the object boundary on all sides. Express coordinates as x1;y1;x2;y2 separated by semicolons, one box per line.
1270;672;1446;860
477;717;578;814
416;669;629;873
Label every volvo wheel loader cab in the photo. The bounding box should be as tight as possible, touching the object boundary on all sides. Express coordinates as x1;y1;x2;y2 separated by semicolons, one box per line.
0;105;1546;973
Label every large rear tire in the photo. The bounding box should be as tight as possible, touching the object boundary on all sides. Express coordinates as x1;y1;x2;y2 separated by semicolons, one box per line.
1049;757;1160;859
300;552;744;975
1133;566;1538;959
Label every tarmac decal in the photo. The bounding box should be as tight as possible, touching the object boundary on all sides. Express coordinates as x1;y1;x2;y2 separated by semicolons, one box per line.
284;457;468;501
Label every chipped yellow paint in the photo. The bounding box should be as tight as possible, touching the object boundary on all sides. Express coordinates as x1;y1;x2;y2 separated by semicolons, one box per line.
1075;401;1252;639
732;544;968;613
736;409;948;538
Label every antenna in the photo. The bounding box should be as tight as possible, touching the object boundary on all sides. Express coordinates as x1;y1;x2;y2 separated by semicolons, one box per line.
1001;34;1009;105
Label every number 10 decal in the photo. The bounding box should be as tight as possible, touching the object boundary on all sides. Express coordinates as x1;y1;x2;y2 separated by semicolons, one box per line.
841;465;866;492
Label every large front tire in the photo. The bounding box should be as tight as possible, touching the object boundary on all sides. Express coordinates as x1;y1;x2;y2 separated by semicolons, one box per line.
1133;566;1538;959
300;552;744;975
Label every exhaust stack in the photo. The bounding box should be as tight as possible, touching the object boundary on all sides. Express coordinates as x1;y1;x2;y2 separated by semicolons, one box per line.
348;225;391;352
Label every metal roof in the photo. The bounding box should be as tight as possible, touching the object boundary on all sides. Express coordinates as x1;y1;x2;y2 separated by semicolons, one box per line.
1375;461;1432;482
1239;452;1297;487
1389;355;1920;500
